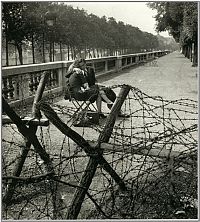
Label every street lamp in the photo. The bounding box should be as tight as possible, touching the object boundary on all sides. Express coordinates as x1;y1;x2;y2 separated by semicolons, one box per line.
45;11;56;27
44;11;56;62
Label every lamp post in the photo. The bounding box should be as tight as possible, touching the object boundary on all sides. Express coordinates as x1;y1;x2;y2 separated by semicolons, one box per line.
44;11;56;62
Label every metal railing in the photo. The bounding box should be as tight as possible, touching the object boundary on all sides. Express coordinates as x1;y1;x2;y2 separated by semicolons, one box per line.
2;50;170;106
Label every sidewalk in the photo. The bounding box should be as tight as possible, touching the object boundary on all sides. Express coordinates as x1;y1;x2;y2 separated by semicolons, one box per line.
100;51;198;101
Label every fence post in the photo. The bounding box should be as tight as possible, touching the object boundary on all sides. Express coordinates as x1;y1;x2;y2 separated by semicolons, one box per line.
135;55;139;64
58;67;64;88
18;74;29;100
116;56;122;72
104;60;108;72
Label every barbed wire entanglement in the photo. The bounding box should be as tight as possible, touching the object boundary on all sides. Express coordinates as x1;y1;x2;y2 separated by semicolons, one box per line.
2;84;198;220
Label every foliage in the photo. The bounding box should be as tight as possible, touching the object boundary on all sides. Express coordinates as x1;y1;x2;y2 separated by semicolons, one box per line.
181;2;198;44
147;2;197;43
147;2;198;65
2;2;175;65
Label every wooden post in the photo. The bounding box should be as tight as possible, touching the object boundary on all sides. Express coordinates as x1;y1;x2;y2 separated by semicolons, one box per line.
98;85;131;143
66;157;99;219
32;71;49;118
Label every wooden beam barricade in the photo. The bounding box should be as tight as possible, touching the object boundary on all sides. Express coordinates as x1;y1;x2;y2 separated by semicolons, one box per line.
2;124;37;205
2;97;66;219
66;85;131;219
2;71;66;219
32;71;49;118
2;72;49;205
37;85;130;219
2;115;49;126
97;84;131;143
93;142;195;164
36;100;128;189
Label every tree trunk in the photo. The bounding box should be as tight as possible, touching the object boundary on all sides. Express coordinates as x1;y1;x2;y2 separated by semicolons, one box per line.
31;34;35;64
70;46;73;60
192;41;198;67
5;23;9;66
88;48;92;58
183;45;187;57
52;41;55;62
187;45;190;59
16;42;23;65
83;46;86;59
190;43;193;62
15;45;18;65
49;42;52;62
73;47;76;59
42;33;45;63
59;41;63;61
92;48;96;58
67;45;70;60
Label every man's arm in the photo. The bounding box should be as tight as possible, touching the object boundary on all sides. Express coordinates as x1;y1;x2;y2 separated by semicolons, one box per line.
66;64;74;78
86;67;96;86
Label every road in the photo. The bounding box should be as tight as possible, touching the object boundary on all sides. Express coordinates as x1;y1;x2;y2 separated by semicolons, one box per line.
98;51;197;101
2;51;198;220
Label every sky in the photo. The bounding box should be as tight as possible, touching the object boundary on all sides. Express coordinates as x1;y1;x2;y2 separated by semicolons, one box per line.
66;1;170;38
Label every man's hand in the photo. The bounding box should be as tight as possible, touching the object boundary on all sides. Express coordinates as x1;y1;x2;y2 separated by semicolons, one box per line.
73;68;82;74
83;83;90;90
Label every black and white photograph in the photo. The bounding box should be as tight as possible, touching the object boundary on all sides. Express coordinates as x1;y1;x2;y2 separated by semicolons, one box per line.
1;1;199;220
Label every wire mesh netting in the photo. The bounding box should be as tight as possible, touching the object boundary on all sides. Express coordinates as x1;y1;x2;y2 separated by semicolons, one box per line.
2;85;198;219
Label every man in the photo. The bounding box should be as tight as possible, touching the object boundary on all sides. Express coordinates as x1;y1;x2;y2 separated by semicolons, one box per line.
65;58;129;118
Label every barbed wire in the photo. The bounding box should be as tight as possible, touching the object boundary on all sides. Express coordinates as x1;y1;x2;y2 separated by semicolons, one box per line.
2;84;197;219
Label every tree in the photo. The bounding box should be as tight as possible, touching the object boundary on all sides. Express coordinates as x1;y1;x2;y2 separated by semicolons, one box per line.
147;2;198;66
2;2;51;64
2;2;172;66
22;2;51;63
2;2;27;65
181;2;198;65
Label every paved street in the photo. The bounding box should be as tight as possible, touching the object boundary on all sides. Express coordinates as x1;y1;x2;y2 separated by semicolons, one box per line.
55;51;198;143
2;51;198;221
98;51;198;101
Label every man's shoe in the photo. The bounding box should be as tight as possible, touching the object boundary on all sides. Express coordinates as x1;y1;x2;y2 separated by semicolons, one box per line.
99;113;107;119
73;116;92;127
